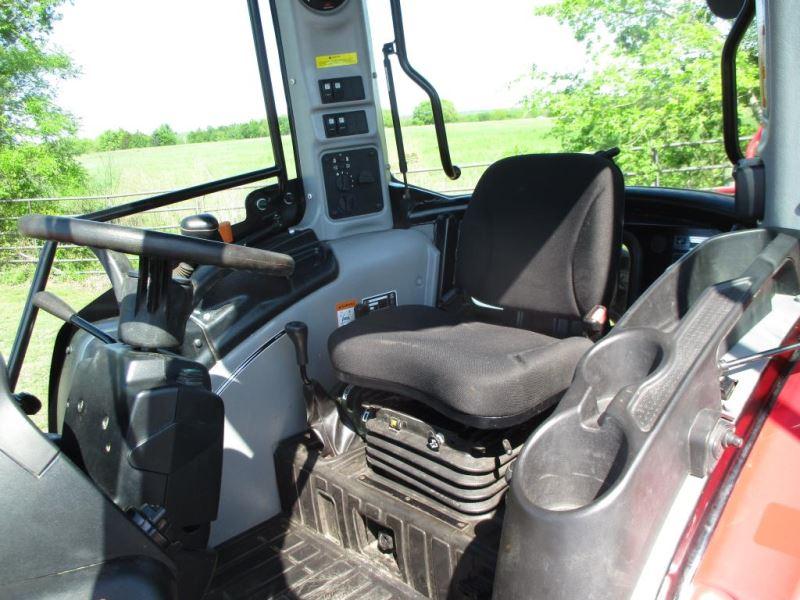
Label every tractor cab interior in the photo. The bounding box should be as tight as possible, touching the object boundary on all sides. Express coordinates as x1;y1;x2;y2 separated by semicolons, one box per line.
2;0;800;599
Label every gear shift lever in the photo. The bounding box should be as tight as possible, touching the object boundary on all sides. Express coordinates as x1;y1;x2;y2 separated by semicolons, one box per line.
285;321;311;384
284;321;357;457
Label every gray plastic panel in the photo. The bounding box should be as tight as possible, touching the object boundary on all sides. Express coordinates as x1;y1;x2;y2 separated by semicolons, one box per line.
494;229;800;600
209;228;439;545
273;0;393;240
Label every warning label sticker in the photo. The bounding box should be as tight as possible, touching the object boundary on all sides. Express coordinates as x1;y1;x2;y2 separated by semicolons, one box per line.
335;299;358;327
315;52;358;69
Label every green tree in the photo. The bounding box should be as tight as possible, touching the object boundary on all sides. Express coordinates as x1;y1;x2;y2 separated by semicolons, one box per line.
529;0;761;188
411;99;459;126
150;123;178;147
0;0;86;203
96;128;151;151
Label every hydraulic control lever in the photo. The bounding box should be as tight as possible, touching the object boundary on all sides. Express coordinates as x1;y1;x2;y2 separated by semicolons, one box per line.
285;321;311;385
284;321;357;457
33;291;115;344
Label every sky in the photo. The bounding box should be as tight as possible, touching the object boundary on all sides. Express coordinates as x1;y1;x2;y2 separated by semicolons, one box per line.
50;0;585;138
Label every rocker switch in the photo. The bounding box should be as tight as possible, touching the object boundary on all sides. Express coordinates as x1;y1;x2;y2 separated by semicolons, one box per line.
322;82;334;102
325;117;337;137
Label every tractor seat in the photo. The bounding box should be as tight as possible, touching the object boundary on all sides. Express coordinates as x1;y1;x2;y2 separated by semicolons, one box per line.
329;153;624;429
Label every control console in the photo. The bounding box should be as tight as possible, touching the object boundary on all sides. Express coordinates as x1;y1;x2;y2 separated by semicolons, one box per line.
321;148;382;220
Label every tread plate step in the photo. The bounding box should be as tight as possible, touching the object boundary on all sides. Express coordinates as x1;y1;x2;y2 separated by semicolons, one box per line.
206;517;422;600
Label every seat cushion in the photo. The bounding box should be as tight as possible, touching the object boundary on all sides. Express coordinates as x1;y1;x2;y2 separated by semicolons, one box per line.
328;305;593;428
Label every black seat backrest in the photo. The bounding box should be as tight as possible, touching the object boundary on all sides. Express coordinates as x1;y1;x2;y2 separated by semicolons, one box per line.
456;153;624;333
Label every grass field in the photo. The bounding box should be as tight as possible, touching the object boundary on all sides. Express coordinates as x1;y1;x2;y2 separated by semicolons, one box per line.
3;118;558;428
79;117;557;197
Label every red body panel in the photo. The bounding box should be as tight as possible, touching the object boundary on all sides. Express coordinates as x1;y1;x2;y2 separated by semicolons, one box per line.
692;361;800;599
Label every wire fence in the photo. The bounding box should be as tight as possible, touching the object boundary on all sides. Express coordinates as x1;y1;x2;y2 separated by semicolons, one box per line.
0;184;258;275
394;137;743;195
0;136;744;276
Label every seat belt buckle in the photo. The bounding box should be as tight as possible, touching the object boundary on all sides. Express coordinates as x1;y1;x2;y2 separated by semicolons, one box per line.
583;305;608;340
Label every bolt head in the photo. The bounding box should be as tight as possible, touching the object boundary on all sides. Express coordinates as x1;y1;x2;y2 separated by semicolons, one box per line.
723;430;744;448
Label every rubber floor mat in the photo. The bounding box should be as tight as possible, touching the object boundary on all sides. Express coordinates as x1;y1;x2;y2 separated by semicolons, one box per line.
205;517;423;600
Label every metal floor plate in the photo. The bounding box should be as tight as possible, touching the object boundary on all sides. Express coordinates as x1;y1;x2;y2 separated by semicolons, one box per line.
205;517;423;600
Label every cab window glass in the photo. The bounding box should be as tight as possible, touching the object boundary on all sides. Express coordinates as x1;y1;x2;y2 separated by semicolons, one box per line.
1;1;290;428
368;0;761;195
51;0;292;227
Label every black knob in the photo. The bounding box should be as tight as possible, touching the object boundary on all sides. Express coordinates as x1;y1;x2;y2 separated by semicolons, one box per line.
285;321;309;367
180;213;221;242
14;392;42;416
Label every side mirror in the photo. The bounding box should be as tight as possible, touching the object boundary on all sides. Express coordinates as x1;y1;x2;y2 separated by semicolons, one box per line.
707;0;746;19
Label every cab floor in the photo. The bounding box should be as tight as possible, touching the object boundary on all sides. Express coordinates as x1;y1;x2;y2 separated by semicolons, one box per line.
205;516;423;600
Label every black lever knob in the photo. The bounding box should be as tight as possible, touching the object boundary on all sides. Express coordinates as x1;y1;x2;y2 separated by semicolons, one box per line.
180;213;221;242
14;392;42;416
285;321;309;368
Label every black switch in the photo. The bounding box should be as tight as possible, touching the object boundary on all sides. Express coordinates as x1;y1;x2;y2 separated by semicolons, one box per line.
336;116;347;134
321;82;334;102
325;116;337;136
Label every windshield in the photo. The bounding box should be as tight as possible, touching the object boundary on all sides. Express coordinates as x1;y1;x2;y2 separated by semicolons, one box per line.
368;0;762;195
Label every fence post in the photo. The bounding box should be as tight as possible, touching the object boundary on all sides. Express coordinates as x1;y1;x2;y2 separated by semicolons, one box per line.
651;147;661;187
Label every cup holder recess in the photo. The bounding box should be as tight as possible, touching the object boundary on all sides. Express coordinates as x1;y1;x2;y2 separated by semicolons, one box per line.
515;329;666;513
520;416;628;512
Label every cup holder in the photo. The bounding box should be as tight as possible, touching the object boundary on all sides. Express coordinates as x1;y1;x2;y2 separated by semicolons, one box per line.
521;417;629;512
581;328;667;409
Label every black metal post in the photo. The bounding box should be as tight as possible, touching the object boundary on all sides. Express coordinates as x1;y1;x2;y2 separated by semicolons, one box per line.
721;0;755;164
383;43;409;181
7;240;57;390
268;0;303;179
247;0;288;192
389;0;460;180
82;166;282;223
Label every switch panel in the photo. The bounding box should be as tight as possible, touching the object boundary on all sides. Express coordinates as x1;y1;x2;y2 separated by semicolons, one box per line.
322;148;383;220
319;76;365;104
322;110;368;138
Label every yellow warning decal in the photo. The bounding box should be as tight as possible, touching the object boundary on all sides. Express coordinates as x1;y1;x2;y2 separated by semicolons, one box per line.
335;299;358;327
315;52;358;69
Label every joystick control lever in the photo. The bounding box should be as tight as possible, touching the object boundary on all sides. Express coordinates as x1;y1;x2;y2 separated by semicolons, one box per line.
285;321;311;384
284;321;357;457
